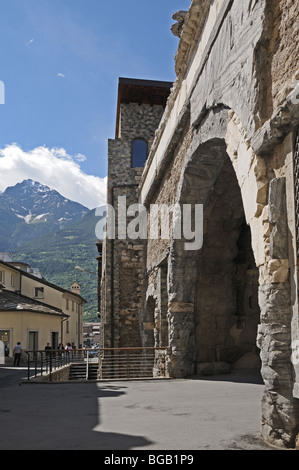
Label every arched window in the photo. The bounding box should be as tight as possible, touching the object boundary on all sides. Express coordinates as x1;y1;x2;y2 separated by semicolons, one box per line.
132;139;148;168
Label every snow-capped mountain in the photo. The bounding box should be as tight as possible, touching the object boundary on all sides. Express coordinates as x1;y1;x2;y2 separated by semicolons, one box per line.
0;180;90;250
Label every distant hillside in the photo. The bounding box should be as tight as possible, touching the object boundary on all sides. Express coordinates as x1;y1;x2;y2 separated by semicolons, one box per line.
0;179;89;251
11;208;101;322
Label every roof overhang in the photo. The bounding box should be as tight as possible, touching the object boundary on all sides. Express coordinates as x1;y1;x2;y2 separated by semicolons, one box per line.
115;77;173;138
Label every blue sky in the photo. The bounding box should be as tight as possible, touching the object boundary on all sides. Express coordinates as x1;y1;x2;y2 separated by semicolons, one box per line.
0;0;190;208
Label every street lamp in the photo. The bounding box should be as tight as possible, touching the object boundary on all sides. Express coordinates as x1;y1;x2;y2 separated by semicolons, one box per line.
75;265;102;324
75;266;97;276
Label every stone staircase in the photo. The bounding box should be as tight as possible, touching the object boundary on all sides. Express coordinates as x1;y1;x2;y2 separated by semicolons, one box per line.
68;362;99;381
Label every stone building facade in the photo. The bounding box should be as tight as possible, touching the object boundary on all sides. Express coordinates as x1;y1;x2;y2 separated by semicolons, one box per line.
100;78;172;349
101;0;299;449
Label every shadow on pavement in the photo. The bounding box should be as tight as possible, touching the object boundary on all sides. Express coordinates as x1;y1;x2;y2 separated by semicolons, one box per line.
190;368;264;385
0;367;153;450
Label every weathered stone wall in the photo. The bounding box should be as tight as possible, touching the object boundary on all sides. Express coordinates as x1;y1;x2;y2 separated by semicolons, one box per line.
101;181;144;348
119;103;164;142
136;0;299;449
101;101;166;349
226;113;299;446
270;0;299;110
101;0;299;449
146;122;193;268
107;103;164;187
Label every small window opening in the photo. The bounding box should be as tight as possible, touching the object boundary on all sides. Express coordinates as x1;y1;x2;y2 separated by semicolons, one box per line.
34;287;44;299
132;139;147;168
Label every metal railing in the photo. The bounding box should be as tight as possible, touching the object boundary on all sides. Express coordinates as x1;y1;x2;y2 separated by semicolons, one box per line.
25;347;169;382
25;348;97;382
98;347;168;380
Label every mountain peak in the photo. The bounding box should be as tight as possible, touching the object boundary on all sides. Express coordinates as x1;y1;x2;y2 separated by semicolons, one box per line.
0;180;90;251
4;179;49;195
7;179;51;192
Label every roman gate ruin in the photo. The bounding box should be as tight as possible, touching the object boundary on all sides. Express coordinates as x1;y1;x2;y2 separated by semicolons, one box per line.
100;0;299;448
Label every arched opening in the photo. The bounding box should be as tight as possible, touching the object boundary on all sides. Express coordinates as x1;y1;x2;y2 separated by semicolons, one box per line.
167;126;261;377
194;155;260;373
132;139;148;168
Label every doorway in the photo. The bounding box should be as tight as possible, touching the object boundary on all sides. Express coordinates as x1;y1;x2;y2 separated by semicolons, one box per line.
0;330;10;356
28;331;38;350
51;331;59;350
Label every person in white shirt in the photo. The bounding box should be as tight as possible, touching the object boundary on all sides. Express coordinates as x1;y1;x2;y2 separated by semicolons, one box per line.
13;342;22;366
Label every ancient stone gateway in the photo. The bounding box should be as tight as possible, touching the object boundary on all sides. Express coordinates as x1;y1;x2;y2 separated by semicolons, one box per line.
163;108;261;378
101;0;299;448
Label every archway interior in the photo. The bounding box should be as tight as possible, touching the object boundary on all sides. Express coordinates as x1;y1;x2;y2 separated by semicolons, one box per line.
194;154;260;369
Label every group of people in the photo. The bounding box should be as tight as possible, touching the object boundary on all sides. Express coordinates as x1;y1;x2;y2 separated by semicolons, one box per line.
46;342;73;351
12;341;75;366
44;342;73;355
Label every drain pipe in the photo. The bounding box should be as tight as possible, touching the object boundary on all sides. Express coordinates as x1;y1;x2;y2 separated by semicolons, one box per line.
86;351;89;380
60;317;68;345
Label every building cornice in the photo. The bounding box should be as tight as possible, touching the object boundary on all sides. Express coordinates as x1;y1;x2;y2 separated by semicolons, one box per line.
173;0;213;79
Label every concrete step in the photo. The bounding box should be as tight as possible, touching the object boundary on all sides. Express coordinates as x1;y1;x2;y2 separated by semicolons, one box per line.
69;363;99;380
87;364;99;380
69;364;87;380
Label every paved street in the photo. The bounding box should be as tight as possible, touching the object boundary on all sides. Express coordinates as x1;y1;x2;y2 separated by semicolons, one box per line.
0;366;277;451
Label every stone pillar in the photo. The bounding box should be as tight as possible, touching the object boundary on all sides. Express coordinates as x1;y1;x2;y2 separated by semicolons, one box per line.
226;117;299;447
257;283;299;446
167;302;195;378
257;177;299;448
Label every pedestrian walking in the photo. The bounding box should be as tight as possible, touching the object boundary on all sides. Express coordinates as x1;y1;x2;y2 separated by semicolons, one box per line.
44;342;52;372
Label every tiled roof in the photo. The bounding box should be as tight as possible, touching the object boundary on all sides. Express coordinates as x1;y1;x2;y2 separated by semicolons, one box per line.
0;289;68;317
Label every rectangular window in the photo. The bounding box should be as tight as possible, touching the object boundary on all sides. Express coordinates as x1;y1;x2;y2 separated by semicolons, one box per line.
29;331;38;350
66;299;69;310
0;270;5;284
34;287;44;299
11;274;15;287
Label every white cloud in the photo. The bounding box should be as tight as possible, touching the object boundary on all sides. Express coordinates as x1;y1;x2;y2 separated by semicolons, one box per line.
57;72;65;78
0;144;106;210
25;38;34;46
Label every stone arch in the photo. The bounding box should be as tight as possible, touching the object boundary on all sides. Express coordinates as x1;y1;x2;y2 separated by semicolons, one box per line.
165;107;299;446
167;107;262;378
194;153;260;373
